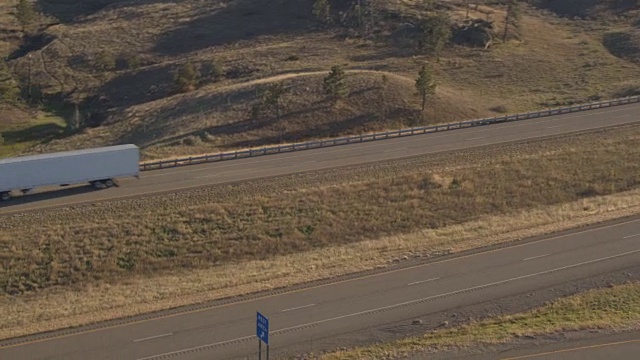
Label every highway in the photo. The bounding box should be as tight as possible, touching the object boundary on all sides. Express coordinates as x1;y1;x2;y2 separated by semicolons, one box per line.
2;216;640;359
463;331;640;360
1;102;640;214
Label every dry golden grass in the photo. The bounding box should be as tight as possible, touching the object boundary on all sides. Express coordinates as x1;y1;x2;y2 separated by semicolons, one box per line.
319;282;640;359
1;123;640;339
2;0;638;159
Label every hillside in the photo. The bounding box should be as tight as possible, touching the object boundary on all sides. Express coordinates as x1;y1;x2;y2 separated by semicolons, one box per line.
1;0;640;159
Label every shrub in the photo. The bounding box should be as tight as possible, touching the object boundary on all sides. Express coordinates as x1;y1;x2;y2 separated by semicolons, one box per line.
173;62;200;92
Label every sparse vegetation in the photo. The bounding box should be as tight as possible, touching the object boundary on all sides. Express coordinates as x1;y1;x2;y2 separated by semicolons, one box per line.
0;0;637;159
319;282;640;359
3;124;640;339
1;0;640;343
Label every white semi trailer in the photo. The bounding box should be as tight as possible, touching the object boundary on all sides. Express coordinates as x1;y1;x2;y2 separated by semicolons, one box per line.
0;144;140;201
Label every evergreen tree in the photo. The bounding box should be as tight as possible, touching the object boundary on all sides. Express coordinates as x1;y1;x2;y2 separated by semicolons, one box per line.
415;64;437;111
312;0;332;26
503;0;521;41
16;0;36;33
0;60;20;105
323;65;348;104
418;11;452;62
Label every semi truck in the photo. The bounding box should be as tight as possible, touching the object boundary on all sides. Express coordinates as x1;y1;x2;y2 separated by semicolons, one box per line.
0;144;140;201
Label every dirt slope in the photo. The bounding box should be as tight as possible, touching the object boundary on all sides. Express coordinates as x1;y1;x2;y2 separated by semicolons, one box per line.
2;0;640;159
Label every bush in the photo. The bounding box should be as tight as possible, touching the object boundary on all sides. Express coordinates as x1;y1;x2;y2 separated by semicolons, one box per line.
116;53;141;70
173;62;200;92
490;105;508;113
94;51;116;72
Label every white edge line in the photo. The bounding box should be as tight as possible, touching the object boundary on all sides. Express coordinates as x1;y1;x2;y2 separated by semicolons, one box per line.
133;332;173;343
138;249;640;360
408;277;440;286
281;303;317;312
523;254;550;261
623;234;640;239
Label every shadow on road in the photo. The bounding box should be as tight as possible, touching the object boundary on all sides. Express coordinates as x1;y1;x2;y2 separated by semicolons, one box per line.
0;185;97;210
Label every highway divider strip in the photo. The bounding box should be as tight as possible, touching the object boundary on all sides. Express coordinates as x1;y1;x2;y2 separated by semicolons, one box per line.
138;95;640;171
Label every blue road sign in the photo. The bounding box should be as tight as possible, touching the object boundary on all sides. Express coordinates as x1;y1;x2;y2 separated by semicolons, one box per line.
257;311;269;345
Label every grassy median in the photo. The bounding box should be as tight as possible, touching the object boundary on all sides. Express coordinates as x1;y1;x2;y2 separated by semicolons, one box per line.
1;123;640;339
317;282;640;360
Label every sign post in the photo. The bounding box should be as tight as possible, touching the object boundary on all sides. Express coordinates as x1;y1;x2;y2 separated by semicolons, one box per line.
257;311;269;360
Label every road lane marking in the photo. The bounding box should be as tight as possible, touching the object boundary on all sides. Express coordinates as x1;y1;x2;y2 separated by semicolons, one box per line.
408;277;440;286
281;304;317;312
136;249;640;360
547;124;566;129
467;137;486;141
624;233;640;239
500;338;640;359
133;333;173;343
523;254;550;261
5;218;640;351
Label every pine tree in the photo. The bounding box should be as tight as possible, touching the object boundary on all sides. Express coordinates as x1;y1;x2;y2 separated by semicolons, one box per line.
418;11;452;62
262;82;288;121
312;0;332;26
16;0;36;33
503;0;521;42
323;65;347;104
415;64;436;111
0;60;20;105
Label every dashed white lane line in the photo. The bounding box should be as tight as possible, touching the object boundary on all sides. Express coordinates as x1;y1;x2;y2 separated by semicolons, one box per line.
281;304;317;313
407;277;440;286
133;333;173;343
624;233;640;239
136;248;640;360
523;254;550;261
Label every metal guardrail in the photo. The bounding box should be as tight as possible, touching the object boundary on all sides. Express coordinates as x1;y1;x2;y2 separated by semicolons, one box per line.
139;95;640;171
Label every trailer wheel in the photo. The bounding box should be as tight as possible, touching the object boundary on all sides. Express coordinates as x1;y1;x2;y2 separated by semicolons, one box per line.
0;192;10;201
104;179;115;187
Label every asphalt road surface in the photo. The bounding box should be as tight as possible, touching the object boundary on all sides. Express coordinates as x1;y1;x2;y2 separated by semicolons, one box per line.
2;102;640;214
2;216;640;360
464;331;640;360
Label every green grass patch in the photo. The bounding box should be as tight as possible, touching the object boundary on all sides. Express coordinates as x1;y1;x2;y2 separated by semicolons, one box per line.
318;282;640;359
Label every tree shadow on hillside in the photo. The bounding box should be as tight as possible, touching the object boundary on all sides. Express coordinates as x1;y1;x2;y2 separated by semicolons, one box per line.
95;63;181;111
603;31;640;64
2;123;66;144
36;0;175;23
223;112;387;149
152;0;316;56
